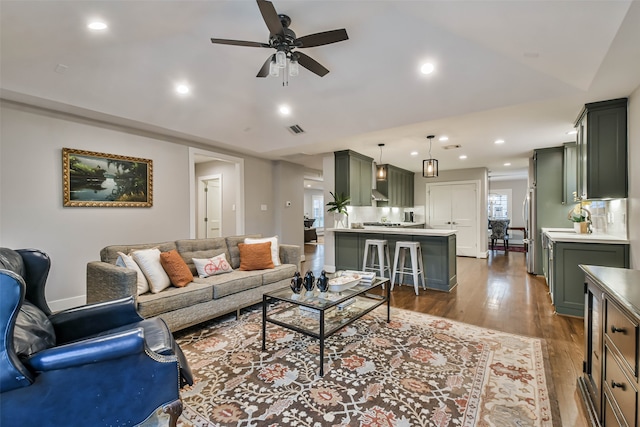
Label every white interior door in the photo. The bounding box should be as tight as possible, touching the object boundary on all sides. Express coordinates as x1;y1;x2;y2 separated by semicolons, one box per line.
427;182;479;257
198;175;221;238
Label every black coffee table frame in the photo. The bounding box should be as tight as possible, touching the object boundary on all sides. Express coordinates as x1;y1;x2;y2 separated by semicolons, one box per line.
262;277;390;376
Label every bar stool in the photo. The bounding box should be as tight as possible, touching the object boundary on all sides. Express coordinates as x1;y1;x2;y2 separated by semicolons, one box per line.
391;241;426;295
362;239;391;280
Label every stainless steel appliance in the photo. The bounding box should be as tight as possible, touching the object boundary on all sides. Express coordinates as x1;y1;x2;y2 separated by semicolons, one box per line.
523;187;535;273
404;212;414;222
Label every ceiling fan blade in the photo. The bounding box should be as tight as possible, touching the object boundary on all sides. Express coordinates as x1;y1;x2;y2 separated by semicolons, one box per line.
296;52;329;77
210;38;270;48
257;55;273;78
296;29;348;48
257;0;283;36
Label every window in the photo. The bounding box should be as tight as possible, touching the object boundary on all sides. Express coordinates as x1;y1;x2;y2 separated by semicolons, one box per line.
488;189;512;221
312;195;324;228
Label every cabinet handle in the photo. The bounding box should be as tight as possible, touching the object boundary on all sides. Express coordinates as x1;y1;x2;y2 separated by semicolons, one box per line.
611;381;626;390
611;325;626;334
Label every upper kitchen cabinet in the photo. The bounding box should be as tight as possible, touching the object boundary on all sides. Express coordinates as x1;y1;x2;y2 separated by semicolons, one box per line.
376;164;414;207
574;98;628;200
334;150;373;207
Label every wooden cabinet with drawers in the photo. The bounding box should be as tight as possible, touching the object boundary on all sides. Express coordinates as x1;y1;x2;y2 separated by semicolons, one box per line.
579;265;640;427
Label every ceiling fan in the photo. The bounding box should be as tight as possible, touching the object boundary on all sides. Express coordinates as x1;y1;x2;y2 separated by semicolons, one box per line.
210;0;349;78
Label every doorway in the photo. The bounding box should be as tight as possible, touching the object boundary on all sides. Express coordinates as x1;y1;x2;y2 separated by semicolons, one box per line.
198;175;222;238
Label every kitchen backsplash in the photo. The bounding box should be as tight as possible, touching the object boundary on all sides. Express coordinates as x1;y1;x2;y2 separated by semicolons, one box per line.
347;206;425;224
582;199;627;239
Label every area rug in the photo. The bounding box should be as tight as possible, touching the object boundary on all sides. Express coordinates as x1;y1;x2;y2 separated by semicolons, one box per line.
490;245;526;253
175;307;560;426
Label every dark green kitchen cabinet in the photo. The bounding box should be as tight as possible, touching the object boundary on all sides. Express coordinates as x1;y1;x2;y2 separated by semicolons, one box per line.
574;98;628;200
376;164;414;207
551;242;629;317
335;150;373;206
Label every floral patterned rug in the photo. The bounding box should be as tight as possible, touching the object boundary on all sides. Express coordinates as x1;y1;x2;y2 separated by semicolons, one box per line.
175;306;560;426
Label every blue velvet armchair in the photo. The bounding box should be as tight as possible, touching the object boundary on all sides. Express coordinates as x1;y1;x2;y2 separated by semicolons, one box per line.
0;248;193;426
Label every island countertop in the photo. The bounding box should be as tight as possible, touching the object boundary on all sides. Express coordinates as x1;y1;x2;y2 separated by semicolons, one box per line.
542;227;629;244
326;227;457;236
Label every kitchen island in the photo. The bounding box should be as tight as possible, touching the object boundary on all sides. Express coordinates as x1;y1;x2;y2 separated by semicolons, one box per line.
326;227;457;292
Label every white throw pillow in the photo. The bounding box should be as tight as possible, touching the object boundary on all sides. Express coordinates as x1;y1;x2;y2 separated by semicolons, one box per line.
131;248;171;293
116;251;150;295
244;236;281;266
193;253;233;278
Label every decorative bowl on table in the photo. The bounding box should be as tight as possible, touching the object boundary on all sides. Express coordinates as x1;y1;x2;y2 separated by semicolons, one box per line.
328;272;361;293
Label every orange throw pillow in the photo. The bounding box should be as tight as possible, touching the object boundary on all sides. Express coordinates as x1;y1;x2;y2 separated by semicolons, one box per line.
160;250;193;287
238;242;275;271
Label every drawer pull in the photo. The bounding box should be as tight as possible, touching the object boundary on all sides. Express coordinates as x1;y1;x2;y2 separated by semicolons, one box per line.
610;325;626;334
611;381;626;390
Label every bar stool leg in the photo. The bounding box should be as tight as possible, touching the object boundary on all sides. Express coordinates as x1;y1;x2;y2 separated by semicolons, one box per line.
385;245;391;280
391;246;400;290
362;242;370;273
418;246;426;290
410;246;420;295
377;244;385;278
398;248;406;286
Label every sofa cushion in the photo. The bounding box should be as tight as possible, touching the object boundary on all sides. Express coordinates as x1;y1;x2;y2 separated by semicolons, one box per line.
192;270;263;299
175;238;228;275
160;250;194;288
244;236;281;266
131;248;171;294
238;242;274;271
101;241;176;265
225;234;261;269
193;253;233;278
136;282;213;318
116;252;150;295
262;264;297;285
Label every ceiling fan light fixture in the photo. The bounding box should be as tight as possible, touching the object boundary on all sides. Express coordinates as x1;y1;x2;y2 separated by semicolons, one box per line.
276;49;287;68
269;58;280;77
289;56;299;76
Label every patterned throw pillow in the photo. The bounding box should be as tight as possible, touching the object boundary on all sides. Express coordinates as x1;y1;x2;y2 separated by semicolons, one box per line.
160;249;194;287
238;242;274;271
192;253;233;278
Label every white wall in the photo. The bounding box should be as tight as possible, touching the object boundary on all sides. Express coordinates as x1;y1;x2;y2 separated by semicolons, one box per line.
273;161;305;248
0;101;300;310
1;102;190;310
629;86;640;269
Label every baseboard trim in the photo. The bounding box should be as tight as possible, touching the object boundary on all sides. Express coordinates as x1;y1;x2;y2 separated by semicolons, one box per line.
48;295;86;312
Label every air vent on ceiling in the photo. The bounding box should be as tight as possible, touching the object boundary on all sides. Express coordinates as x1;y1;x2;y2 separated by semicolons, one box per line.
442;144;462;150
288;124;305;135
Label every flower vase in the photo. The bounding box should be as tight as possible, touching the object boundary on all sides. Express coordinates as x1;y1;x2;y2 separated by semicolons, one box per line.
334;213;348;229
574;222;588;234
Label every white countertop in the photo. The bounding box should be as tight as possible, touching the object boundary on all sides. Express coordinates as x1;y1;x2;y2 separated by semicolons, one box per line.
542;227;629;244
327;227;457;236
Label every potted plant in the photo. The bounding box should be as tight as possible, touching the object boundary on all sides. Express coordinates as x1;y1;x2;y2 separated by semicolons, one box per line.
567;204;590;234
327;191;350;228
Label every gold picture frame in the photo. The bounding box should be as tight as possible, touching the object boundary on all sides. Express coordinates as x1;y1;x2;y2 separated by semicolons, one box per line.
62;148;153;207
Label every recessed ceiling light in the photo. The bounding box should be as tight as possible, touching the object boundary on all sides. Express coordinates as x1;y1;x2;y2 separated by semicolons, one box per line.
87;21;108;30
494;139;505;144
459;155;467;160
504;162;511;166
306;184;311;188
420;63;435;75
175;84;190;95
439;136;449;142
566;129;578;135
279;105;291;115
410;151;419;156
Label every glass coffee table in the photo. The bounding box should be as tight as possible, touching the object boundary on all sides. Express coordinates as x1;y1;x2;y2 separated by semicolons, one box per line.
261;276;390;376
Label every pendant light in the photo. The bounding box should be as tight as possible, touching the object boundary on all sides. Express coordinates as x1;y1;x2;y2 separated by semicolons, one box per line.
423;135;439;178
376;143;387;181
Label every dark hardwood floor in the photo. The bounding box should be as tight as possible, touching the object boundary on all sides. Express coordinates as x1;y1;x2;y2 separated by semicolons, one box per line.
301;240;588;427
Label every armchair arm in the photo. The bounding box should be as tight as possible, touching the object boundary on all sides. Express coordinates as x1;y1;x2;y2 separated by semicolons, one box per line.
50;296;144;344
16;249;52;315
86;261;137;304
279;244;302;270
26;328;161;372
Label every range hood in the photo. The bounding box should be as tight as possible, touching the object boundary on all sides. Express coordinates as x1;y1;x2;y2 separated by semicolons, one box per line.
371;162;388;201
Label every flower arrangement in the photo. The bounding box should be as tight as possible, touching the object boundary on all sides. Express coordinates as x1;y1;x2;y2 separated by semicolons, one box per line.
567;204;589;223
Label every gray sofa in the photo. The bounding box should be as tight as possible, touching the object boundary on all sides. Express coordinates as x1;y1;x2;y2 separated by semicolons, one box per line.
86;235;301;331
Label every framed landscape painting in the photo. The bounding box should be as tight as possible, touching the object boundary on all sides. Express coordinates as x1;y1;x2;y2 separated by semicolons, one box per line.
62;148;153;207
